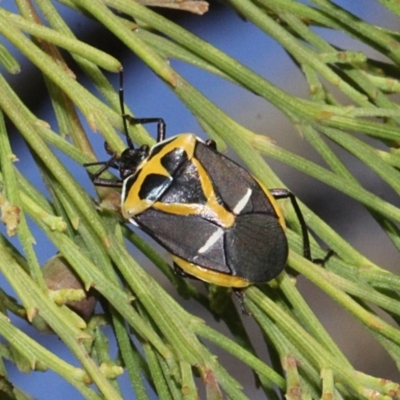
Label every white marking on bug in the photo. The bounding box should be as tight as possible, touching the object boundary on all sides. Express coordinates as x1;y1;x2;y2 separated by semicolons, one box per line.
233;188;252;215
198;228;224;254
128;218;139;227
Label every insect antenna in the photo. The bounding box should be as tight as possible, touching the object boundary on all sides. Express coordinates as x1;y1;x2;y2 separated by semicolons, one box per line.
119;70;167;144
119;69;134;150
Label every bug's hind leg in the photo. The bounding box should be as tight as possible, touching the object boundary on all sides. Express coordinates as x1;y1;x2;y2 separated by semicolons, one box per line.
233;289;251;315
270;188;311;260
313;249;335;265
270;188;335;265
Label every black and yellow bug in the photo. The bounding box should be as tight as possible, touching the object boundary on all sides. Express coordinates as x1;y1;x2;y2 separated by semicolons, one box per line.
85;73;311;288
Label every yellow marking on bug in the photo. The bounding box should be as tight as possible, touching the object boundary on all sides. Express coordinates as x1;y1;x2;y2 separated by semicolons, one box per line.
192;157;235;228
173;256;251;288
166;134;197;158
154;202;203;215
153;157;235;228
123;134;198;218
254;177;286;229
122;197;153;219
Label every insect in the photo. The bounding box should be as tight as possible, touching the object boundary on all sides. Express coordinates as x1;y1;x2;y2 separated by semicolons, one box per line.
85;71;311;288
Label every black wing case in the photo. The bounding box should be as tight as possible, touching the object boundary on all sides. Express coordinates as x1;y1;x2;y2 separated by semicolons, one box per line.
195;142;288;282
134;141;288;283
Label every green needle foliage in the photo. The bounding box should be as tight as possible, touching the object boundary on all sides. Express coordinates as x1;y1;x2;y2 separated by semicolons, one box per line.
0;1;399;399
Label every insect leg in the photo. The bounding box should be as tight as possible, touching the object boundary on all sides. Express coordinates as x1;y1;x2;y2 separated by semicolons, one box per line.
269;189;311;260
88;177;123;188
123;115;167;143
84;154;122;187
119;70;166;145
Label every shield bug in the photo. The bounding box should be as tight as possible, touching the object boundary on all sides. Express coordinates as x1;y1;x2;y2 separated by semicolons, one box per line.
85;71;312;288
